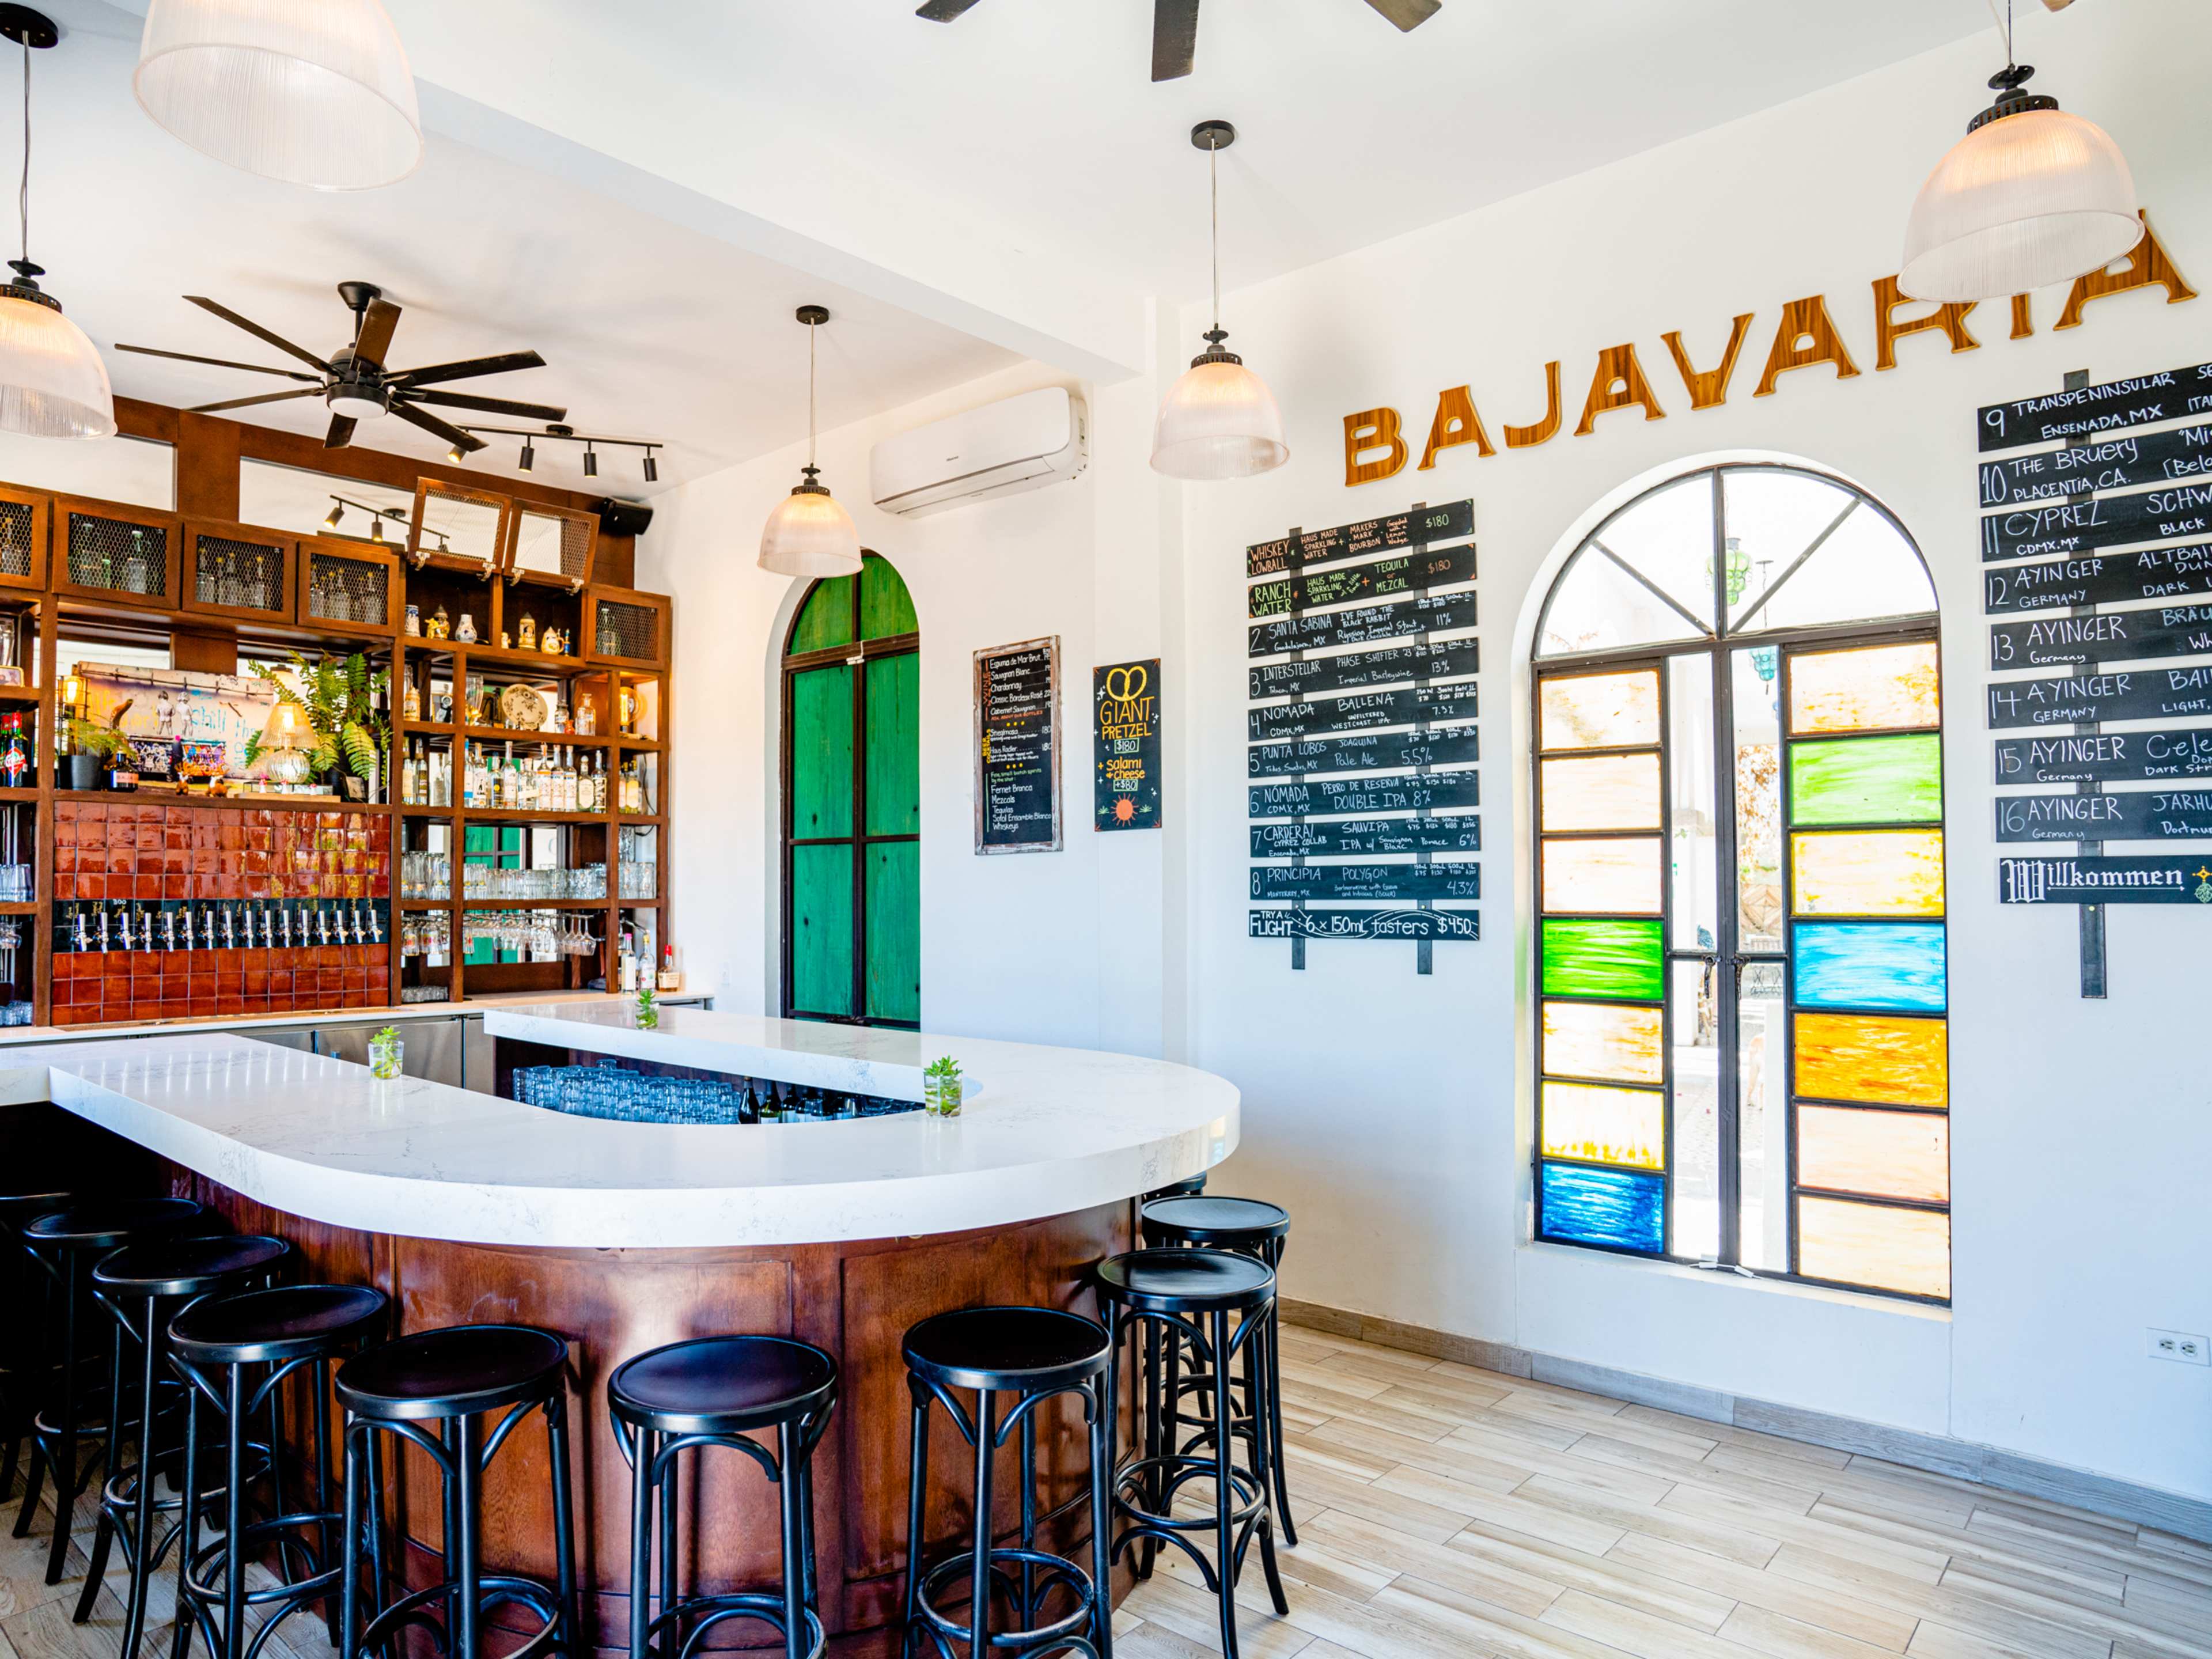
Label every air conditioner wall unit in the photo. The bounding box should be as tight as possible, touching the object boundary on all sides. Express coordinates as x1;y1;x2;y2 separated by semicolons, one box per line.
869;386;1088;517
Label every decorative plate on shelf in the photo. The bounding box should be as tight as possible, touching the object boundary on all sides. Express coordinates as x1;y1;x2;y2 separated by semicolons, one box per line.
498;683;548;730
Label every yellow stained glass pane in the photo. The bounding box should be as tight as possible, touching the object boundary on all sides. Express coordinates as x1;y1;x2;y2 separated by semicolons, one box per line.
1789;641;1940;735
1540;754;1661;832
1797;1196;1950;1300
1541;1001;1664;1085
1540;1081;1665;1171
1795;1012;1948;1107
1539;670;1660;752
1798;1105;1950;1203
1541;836;1661;915
1791;830;1945;917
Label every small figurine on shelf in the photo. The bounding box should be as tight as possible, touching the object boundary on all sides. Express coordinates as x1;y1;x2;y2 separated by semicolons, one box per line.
427;604;450;641
403;675;421;721
543;626;566;657
454;612;478;644
635;981;658;1031
498;631;513;651
517;613;537;651
404;604;422;637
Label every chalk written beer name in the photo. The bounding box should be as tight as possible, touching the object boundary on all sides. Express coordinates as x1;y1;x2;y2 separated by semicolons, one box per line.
1244;501;1473;579
1248;638;1479;702
1987;665;2212;728
1983;543;2212;613
1982;482;2212;562
1249;769;1479;820
1248;728;1480;779
1995;727;2212;783
1249;816;1482;859
1247;681;1479;743
1251;862;1482;902
1988;605;2212;669
1995;788;2212;842
1979;362;2212;454
1979;422;2212;506
1249;591;1476;658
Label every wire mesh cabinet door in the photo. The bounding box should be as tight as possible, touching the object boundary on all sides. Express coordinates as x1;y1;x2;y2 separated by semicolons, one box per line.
180;519;297;625
294;537;402;638
0;486;50;594
53;497;182;611
584;585;670;669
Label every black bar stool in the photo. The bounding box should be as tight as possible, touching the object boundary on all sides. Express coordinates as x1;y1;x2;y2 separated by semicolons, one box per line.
170;1283;390;1659
608;1335;837;1659
0;1191;72;1502
1096;1249;1287;1659
1138;1196;1297;1544
78;1233;291;1658
900;1306;1115;1659
17;1196;203;1583
1141;1173;1208;1203
336;1323;579;1659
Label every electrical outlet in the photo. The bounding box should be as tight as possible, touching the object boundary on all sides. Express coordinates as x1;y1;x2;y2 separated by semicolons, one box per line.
2147;1328;2209;1365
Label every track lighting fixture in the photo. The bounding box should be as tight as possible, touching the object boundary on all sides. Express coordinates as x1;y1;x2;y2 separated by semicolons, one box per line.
457;421;663;483
583;444;597;479
642;448;658;483
322;499;344;531
518;437;534;472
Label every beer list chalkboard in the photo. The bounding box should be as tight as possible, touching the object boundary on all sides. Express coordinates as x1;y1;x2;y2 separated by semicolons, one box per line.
1244;499;1479;968
1982;361;2212;978
975;637;1062;854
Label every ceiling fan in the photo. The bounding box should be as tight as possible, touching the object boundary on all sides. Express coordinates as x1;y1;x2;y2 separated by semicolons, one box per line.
114;281;566;454
916;0;1442;82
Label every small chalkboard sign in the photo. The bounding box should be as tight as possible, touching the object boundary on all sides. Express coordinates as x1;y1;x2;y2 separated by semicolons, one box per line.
1250;815;1481;859
1247;681;1478;743
1248;637;1479;702
1093;658;1161;832
1980;422;2212;507
1248;727;1480;780
975;636;1061;855
1249;542;1477;619
1982;481;2212;563
1995;728;2212;784
1987;665;2212;728
1249;768;1479;820
1251;862;1480;902
1999;855;2212;905
1996;788;2212;843
1245;500;1472;579
1989;605;2212;670
1248;908;1480;941
1979;362;2212;453
1249;590;1476;658
1984;543;2212;613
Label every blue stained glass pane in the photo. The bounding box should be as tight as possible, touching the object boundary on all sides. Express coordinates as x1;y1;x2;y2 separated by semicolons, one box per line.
1540;1163;1664;1254
1793;922;1948;1013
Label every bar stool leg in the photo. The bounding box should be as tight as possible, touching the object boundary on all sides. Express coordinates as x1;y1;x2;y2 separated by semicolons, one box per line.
339;1418;363;1659
1088;1370;1115;1659
547;1392;579;1659
658;1426;681;1655
169;1381;203;1659
777;1421;804;1659
1018;1407;1037;1626
627;1424;653;1659
117;1296;169;1656
899;1389;929;1659
1241;1316;1289;1616
314;1359;342;1650
453;1413;483;1659
968;1387;996;1659
43;1251;84;1582
1208;1310;1239;1659
73;1293;135;1622
10;1253;50;1537
223;1361;251;1659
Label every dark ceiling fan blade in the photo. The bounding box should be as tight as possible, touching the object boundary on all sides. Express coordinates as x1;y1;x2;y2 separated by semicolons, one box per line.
324;414;357;450
404;388;569;422
353;297;403;368
1152;0;1199;81
1362;0;1440;29
388;350;547;389
113;344;323;382
915;0;982;17
184;296;333;373
388;399;485;453
187;388;323;415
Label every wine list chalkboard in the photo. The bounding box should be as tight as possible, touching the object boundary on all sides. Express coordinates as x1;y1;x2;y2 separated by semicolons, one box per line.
1999;855;2212;906
1996;787;2212;842
1245;499;1472;579
1988;605;2212;670
974;636;1062;854
1995;727;2212;784
1092;658;1161;832
1980;421;2212;506
1249;541;1477;618
1987;665;2212;728
1983;543;2212;613
1249;637;1479;702
1979;361;2212;453
1248;681;1478;743
1249;907;1480;941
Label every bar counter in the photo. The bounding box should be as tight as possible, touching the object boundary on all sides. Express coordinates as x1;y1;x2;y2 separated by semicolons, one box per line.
0;1005;1241;1656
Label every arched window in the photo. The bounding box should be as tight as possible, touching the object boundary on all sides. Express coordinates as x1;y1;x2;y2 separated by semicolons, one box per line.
781;554;920;1027
1532;464;1949;1302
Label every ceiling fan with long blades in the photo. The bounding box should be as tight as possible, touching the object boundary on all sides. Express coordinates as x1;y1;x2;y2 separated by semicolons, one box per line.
916;0;1442;82
115;280;566;454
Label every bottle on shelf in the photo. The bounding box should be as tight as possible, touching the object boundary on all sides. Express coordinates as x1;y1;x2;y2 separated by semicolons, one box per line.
401;740;419;806
403;672;421;722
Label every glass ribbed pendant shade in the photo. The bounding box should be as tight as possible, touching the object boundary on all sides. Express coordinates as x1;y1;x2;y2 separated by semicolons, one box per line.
0;284;114;440
759;478;861;578
1152;351;1287;480
134;0;423;191
1900;73;2141;302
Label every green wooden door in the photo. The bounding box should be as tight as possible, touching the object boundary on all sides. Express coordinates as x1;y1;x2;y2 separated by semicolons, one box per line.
784;556;920;1025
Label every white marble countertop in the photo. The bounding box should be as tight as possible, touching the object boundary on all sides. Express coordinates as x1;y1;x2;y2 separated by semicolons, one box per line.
0;989;711;1047
3;1006;1238;1248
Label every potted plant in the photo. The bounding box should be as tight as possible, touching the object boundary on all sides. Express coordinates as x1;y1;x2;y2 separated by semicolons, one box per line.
244;650;391;802
69;702;138;791
368;1025;403;1080
635;982;659;1030
923;1056;963;1118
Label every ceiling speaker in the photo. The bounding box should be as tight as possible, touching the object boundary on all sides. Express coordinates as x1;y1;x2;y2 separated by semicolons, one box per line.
595;498;654;538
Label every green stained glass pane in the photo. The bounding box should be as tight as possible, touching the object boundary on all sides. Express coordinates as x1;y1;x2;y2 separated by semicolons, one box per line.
790;575;855;654
790;666;853;838
865;840;921;1023
859;556;918;641
1540;918;1664;1001
791;843;854;1016
865;652;919;835
1790;734;1942;826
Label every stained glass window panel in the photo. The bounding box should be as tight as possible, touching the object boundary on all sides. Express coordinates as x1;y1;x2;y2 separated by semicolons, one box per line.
1732;649;1786;953
1797;1105;1949;1203
1540;918;1664;1001
1793;922;1947;1012
1540;754;1661;833
1540;1082;1665;1171
1788;642;1941;735
1668;654;1718;950
1539;670;1661;752
1541;1163;1665;1255
1736;962;1789;1271
1790;830;1945;917
1541;836;1662;915
1790;734;1943;826
1671;959;1721;1263
1541;1000;1664;1084
1796;1196;1950;1299
1794;1012;1948;1107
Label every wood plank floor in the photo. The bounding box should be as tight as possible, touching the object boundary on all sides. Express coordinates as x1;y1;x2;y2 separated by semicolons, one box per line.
1113;1323;2212;1659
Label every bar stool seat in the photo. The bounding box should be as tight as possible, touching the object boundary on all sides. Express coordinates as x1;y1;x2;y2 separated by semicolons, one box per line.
171;1283;389;1365
335;1323;567;1419
95;1232;289;1300
1095;1248;1273;1312
25;1196;204;1253
611;1332;835;1430
903;1306;1113;1393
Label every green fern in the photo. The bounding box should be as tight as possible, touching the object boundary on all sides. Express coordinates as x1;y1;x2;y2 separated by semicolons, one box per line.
247;650;389;794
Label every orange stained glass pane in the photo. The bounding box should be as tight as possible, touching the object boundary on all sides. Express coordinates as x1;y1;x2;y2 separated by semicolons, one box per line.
1541;1000;1664;1085
1798;1105;1950;1203
1540;1081;1665;1171
1795;1012;1948;1107
1791;829;1945;917
1540;753;1662;833
1789;641;1941;735
1541;836;1662;915
1797;1196;1950;1300
1539;670;1661;752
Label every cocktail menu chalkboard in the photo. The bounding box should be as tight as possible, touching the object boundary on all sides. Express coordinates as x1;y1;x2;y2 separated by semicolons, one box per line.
974;636;1061;854
1093;658;1161;831
1245;500;1472;578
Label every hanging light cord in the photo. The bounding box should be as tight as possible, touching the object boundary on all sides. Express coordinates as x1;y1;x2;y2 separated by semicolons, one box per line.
16;36;28;270
806;315;818;471
1208;136;1221;338
1984;0;2014;66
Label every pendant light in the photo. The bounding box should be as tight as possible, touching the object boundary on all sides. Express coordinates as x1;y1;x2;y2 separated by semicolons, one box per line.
1898;0;2139;302
0;7;113;440
133;0;422;191
1150;120;1287;481
759;305;862;578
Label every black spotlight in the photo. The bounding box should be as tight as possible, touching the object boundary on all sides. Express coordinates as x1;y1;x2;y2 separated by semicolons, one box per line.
642;449;658;483
583;445;598;478
518;438;535;472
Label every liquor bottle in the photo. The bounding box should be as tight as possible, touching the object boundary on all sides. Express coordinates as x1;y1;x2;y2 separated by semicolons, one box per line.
401;741;419;806
403;672;421;722
0;712;28;789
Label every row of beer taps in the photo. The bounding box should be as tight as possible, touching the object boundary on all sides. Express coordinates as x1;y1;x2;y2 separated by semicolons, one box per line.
69;901;385;953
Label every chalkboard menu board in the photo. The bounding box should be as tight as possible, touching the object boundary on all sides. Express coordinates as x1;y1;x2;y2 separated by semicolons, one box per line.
974;636;1061;854
1093;658;1161;831
1980;362;2212;453
1983;543;2212;613
1995;727;2212;784
1244;499;1479;968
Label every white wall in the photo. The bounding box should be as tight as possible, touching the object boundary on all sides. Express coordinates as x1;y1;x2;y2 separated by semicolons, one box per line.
647;4;2211;1503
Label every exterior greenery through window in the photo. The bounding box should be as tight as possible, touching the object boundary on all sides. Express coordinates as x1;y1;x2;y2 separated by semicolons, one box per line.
1532;464;1950;1302
782;555;920;1027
